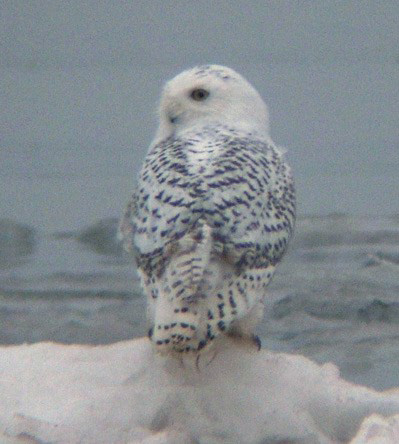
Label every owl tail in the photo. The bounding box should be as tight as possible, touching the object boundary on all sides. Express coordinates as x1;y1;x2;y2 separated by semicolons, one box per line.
150;295;201;352
150;222;213;352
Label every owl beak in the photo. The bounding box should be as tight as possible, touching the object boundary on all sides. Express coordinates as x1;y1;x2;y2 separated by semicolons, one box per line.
168;113;179;124
166;102;183;125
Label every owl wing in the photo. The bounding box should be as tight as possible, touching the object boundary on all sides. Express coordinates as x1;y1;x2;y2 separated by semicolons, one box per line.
195;138;296;271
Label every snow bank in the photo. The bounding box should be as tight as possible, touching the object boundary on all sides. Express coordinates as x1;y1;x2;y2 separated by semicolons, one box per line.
350;414;399;444
1;337;398;443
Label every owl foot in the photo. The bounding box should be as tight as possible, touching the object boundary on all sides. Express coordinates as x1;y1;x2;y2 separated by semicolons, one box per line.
195;348;218;371
252;334;261;351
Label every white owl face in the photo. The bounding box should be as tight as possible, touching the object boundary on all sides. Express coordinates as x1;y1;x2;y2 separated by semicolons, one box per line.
156;65;270;140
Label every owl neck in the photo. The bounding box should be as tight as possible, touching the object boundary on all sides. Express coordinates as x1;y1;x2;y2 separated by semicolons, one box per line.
178;119;269;140
154;117;271;146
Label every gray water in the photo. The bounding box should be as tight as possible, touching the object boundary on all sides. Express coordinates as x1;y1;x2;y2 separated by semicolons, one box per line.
1;1;398;391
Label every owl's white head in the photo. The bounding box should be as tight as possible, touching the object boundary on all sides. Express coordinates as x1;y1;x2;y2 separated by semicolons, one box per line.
155;65;270;141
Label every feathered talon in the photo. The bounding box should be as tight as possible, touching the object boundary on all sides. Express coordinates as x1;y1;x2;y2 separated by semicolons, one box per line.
252;335;262;351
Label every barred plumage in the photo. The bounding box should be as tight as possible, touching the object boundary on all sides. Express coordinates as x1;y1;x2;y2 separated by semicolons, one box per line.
120;65;295;353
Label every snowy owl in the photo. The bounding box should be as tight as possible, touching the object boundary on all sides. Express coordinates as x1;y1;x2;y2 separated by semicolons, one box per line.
120;65;295;353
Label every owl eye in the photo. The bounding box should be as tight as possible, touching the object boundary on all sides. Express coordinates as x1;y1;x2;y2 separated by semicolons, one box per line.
190;88;209;101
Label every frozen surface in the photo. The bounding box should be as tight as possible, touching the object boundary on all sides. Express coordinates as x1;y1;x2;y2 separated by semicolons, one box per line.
1;337;399;443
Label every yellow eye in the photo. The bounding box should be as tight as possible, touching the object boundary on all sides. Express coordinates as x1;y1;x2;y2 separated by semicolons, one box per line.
190;88;209;101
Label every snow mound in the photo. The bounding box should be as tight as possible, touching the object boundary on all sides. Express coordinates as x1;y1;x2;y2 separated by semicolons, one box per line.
1;337;398;443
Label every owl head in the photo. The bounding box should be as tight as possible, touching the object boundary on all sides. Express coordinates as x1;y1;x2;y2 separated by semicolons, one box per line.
155;65;270;141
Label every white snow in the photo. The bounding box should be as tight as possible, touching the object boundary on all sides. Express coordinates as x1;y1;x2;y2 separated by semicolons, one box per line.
1;337;398;443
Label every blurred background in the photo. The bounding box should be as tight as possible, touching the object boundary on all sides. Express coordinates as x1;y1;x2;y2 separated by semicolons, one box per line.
1;1;398;390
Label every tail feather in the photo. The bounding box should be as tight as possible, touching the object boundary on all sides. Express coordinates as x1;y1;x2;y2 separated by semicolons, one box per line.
151;295;200;352
151;223;213;352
